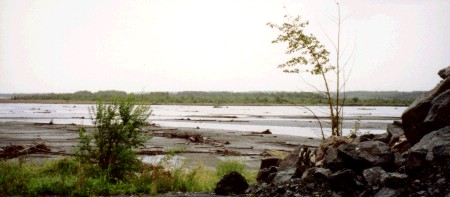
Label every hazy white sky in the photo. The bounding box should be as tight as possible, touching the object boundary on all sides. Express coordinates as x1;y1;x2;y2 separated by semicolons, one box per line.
1;0;449;93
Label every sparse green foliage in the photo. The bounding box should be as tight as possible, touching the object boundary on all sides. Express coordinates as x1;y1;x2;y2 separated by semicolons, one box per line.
269;4;348;137
348;117;362;137
0;157;257;196
77;94;152;181
268;16;332;75
216;159;257;184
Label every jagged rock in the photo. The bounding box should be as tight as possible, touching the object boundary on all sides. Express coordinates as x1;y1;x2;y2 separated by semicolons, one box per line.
387;123;405;146
272;168;296;185
402;76;450;145
338;141;394;172
259;157;281;169
256;166;278;184
313;167;332;181
277;151;300;171
300;167;316;181
328;169;359;192
424;89;450;129
391;136;410;154
406;126;450;174
363;167;408;190
357;134;375;142
393;152;406;169
438;66;450;79
256;158;281;184
373;133;391;144
271;146;317;185
363;167;387;190
374;187;402;197
214;171;249;195
323;147;344;171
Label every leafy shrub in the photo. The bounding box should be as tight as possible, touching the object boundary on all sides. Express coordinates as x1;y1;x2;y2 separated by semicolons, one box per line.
77;94;152;181
216;159;256;184
216;159;245;178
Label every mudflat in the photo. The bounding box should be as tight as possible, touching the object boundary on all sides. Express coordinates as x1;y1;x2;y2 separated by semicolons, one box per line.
0;121;322;170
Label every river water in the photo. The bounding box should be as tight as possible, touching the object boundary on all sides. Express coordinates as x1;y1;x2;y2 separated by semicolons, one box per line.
0;104;406;138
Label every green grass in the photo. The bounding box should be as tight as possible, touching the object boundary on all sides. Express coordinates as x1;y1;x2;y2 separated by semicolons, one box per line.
0;157;256;196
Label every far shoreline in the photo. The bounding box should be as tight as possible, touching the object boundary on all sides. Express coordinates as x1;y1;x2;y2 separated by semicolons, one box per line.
0;99;410;107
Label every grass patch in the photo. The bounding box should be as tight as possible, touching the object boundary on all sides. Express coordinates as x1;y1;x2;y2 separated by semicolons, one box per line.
0;157;256;196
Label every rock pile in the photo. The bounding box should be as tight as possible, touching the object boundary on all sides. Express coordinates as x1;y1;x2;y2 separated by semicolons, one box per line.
245;66;450;197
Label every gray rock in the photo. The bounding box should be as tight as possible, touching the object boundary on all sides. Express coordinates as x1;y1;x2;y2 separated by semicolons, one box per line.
373;132;391;144
383;172;408;188
363;167;387;189
259;157;281;169
438;66;450;79
387;123;405;146
358;133;375;142
214;171;249;195
323;147;344;171
406;126;450;173
329;169;358;192
363;166;408;190
256;166;278;184
424;89;450;129
338;141;394;171
300;167;316;181
272;167;296;185
402;77;450;145
390;135;410;154
375;187;401;197
314;167;332;180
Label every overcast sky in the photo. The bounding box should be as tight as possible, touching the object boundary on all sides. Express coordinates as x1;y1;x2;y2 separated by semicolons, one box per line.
1;0;449;93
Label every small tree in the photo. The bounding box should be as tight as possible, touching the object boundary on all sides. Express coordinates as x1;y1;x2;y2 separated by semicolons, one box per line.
268;3;349;137
77;94;152;181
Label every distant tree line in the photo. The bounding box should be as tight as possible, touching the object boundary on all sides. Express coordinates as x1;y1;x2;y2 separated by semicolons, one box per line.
8;90;424;106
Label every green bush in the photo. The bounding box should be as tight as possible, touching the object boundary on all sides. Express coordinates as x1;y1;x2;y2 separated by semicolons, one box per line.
216;159;257;184
216;159;245;178
77;94;152;181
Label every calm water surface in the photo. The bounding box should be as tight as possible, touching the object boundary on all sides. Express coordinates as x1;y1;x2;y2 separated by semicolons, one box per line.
0;104;406;137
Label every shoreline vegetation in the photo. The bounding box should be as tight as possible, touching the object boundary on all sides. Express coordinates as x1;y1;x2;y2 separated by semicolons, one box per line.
1;90;423;106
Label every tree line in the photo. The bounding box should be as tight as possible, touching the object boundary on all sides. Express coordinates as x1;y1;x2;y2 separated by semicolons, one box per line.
8;90;423;106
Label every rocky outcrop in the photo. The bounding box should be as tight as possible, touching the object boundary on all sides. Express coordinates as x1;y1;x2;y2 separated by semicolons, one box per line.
401;67;450;145
245;66;450;196
438;66;450;79
406;126;450;174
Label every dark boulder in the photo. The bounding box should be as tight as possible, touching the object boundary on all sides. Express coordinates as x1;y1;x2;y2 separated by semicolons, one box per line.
438;66;450;79
272;168;296;185
256;166;278;184
328;169;361;193
323;147;345;171
424;89;450;129
256;158;281;184
406;126;450;174
363;166;408;190
271;146;316;184
401;76;450;145
387;123;404;146
313;167;332;181
259;157;281;169
357;133;391;144
214;171;249;195
338;141;394;172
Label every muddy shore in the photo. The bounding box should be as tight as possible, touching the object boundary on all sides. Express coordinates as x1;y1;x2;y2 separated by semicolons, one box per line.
0;121;323;170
